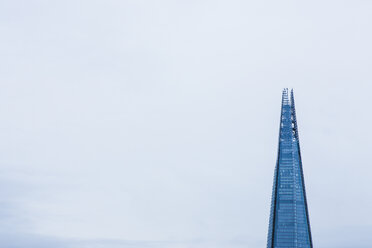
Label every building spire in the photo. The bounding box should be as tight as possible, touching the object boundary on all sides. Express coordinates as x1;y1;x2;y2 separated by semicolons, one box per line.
267;89;313;248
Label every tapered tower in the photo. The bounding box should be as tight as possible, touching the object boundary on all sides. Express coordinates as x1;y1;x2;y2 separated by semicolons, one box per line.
267;89;313;248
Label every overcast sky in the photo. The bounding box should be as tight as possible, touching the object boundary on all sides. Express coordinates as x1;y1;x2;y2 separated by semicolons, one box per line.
1;1;372;247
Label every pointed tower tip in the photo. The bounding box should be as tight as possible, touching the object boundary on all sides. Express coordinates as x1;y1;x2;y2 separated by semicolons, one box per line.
282;88;290;105
282;88;296;106
290;89;295;105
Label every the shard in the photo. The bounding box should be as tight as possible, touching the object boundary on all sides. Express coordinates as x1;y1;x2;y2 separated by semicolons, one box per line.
267;89;313;248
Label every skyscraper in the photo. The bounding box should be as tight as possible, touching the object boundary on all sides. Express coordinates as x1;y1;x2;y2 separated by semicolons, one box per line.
267;89;313;248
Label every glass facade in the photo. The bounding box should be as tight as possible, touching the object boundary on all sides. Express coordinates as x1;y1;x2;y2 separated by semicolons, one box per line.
267;89;313;248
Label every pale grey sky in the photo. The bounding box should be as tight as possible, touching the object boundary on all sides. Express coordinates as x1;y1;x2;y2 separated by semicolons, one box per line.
1;1;372;247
